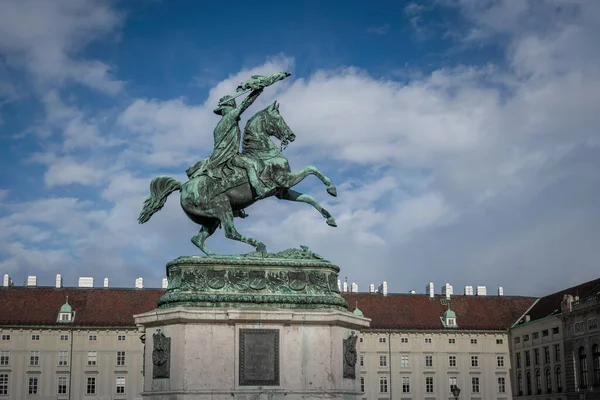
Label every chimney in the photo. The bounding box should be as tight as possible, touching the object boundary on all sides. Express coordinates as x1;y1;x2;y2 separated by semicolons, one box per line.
55;274;63;288
3;274;13;287
343;278;348;293
162;278;168;289
78;277;94;288
464;285;474;296
135;277;144;289
525;314;531;323
476;286;487;296
369;284;375;293
27;276;37;287
351;283;358;293
104;278;109;288
378;281;388;296
498;286;504;296
427;282;434;298
409;289;416;294
441;283;453;299
337;279;341;292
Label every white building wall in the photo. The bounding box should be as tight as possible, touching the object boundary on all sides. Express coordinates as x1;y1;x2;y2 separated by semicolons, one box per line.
0;327;143;400
358;331;512;400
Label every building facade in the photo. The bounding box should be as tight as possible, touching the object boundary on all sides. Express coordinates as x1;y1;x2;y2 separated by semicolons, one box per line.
509;278;600;400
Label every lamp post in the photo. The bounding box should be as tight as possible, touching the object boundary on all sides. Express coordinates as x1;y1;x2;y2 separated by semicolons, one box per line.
452;385;461;400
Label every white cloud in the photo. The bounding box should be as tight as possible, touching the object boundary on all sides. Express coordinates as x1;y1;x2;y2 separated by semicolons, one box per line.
1;1;600;294
0;0;124;94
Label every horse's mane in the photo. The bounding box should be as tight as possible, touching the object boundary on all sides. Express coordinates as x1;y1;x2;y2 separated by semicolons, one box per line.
243;106;269;136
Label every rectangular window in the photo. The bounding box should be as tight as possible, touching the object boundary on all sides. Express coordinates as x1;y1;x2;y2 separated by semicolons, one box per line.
59;351;69;366
0;334;10;341
449;355;457;367
359;337;363;343
471;355;479;367
58;376;68;394
86;377;96;394
449;338;456;344
515;336;521;344
402;376;410;393
29;351;39;366
533;332;539;339
360;376;365;392
425;355;433;367
401;337;408;343
60;334;69;341
471;338;478;344
116;376;125;394
450;376;457;391
118;335;126;341
544;346;550;363
31;334;40;341
0;351;8;366
379;376;388;393
117;351;126;366
552;327;560;334
0;373;7;395
542;329;549;337
401;355;409;368
378;337;386;344
360;354;364;367
28;376;38;394
517;352;522;368
535;348;540;365
526;350;531;366
88;334;97;341
524;334;529;341
555;344;561;362
496;338;504;344
497;355;505;367
472;376;480;393
425;337;432;343
379;355;387;367
87;351;97;366
498;376;506;393
426;376;434;393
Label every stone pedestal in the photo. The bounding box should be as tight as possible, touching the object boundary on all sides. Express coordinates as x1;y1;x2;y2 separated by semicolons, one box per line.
134;251;370;400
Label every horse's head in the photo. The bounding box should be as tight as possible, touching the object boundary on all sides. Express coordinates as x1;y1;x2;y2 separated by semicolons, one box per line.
263;101;296;149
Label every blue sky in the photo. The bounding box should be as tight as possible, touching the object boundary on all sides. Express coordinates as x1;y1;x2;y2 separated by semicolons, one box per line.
1;0;599;295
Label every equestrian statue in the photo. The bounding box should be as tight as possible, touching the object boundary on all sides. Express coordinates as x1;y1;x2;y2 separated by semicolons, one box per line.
138;72;338;255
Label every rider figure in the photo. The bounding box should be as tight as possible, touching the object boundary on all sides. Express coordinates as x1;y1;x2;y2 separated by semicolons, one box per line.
208;89;269;199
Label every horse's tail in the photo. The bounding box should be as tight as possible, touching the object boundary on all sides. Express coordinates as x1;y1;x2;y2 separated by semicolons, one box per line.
138;176;182;224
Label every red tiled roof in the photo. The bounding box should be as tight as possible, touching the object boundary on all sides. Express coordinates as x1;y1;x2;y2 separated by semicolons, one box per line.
525;277;600;322
0;287;163;327
0;287;535;330
344;293;537;331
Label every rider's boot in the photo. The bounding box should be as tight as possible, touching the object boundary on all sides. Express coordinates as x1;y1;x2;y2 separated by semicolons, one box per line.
247;168;270;199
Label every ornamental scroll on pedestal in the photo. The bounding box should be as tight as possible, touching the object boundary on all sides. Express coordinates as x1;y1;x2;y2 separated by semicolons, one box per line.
343;331;358;379
152;329;171;379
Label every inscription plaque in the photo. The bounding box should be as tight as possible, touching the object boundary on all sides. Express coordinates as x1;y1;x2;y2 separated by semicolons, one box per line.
239;329;279;386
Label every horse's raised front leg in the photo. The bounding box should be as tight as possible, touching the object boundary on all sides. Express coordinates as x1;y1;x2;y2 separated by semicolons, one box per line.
276;189;337;227
276;166;337;197
220;209;267;253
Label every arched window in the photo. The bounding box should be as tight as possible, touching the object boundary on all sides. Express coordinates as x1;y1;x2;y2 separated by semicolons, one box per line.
556;366;563;392
535;369;541;393
545;368;552;393
527;371;532;395
593;344;600;386
517;372;523;394
579;346;589;388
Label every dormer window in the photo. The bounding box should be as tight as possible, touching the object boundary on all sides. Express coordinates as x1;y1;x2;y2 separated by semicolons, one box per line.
56;296;75;323
441;306;458;328
447;318;456;326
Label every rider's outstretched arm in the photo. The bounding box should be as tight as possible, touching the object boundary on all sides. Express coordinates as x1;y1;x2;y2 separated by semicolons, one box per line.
237;88;263;115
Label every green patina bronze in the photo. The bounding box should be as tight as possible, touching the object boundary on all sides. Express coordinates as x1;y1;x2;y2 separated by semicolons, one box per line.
157;247;346;310
138;72;338;256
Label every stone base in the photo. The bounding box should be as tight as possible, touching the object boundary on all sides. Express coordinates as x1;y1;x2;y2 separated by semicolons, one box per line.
134;307;370;400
